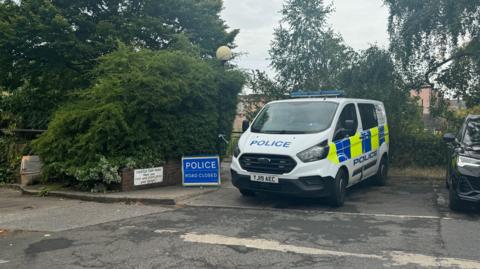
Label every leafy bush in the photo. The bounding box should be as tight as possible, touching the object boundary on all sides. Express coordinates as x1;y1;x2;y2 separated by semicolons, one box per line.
33;46;244;186
391;131;448;167
0;132;22;184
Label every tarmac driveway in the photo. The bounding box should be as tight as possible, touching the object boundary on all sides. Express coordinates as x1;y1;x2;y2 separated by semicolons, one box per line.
181;175;480;220
2;175;480;268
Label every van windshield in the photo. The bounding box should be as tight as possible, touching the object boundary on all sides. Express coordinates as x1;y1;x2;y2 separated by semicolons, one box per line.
464;118;480;146
251;101;338;134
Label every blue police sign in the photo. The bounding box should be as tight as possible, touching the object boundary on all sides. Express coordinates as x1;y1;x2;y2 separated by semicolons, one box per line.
182;156;221;186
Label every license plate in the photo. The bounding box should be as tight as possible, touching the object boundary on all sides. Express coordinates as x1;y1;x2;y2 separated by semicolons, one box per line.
250;174;279;184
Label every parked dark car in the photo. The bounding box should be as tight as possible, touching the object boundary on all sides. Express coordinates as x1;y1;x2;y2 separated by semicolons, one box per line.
443;115;480;211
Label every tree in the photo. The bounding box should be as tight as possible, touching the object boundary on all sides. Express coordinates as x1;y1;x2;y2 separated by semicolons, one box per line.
384;0;480;107
269;0;352;91
339;46;422;134
33;46;244;187
243;70;285;121
0;0;238;129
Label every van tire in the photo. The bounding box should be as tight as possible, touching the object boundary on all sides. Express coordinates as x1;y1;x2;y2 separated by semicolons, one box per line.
239;189;255;197
374;156;388;186
329;169;347;207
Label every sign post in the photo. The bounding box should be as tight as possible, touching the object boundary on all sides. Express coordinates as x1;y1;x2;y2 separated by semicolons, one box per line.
182;156;221;186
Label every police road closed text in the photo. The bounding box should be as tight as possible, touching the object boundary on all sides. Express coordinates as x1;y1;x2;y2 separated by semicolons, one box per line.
182;156;221;186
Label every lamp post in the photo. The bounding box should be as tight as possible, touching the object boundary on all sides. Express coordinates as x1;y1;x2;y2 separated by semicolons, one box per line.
216;46;232;157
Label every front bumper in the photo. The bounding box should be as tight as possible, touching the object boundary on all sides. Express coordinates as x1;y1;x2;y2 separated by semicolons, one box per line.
231;170;335;198
451;169;480;202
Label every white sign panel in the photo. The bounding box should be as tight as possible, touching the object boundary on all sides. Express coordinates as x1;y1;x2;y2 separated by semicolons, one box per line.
134;167;164;186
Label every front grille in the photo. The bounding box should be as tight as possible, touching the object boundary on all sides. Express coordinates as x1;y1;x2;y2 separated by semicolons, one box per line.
239;154;297;174
459;176;480;193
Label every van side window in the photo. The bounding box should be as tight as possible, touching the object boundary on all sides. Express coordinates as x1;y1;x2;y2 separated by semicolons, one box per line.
375;105;386;125
358;104;378;130
334;104;358;141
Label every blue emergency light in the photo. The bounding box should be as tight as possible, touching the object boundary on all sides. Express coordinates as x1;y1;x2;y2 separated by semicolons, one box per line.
290;90;345;98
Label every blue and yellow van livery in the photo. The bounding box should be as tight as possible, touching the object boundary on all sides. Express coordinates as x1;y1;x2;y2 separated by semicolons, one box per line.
231;94;389;207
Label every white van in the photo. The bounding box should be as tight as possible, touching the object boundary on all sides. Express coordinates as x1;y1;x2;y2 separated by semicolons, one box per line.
230;92;389;206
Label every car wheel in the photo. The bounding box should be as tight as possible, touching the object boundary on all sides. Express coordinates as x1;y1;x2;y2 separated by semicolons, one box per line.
329;169;347;207
239;189;255;197
448;183;463;211
374;156;389;186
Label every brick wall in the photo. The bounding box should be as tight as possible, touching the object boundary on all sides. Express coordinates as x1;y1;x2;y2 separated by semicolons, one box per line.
120;160;182;192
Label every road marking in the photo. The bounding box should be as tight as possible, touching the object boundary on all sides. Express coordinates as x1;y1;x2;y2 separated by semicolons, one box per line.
0;260;9;264
319;211;452;220
119;226;136;230
181;233;381;259
185;204;453;220
180;232;480;269
154;229;178;234
389;251;480;269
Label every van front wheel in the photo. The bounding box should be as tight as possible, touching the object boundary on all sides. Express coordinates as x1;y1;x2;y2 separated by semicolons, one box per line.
374;156;389;186
329;169;347;207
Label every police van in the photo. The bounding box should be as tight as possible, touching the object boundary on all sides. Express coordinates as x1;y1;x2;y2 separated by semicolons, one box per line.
230;91;389;206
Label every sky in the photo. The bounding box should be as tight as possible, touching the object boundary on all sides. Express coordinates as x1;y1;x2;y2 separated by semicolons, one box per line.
221;0;390;77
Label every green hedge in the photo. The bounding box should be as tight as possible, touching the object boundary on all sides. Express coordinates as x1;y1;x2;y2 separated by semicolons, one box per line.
390;131;448;167
33;46;244;187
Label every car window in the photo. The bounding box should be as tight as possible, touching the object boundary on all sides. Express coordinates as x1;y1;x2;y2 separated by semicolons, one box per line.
458;122;466;141
464;119;480;146
334;103;358;141
358;103;378;130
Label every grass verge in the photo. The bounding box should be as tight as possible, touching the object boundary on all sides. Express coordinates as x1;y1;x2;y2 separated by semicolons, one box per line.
390;166;445;179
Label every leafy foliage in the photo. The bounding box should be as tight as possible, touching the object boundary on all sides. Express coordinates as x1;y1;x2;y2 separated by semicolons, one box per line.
33;46;244;186
384;0;480;106
392;132;448;167
269;0;352;90
339;46;423;135
0;128;23;184
244;70;286;121
0;0;238;129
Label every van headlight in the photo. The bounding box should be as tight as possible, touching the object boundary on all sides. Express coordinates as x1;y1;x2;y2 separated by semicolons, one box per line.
457;155;480;167
233;145;241;158
297;141;329;163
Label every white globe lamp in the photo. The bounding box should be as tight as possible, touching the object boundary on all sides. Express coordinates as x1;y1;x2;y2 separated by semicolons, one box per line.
216;46;232;62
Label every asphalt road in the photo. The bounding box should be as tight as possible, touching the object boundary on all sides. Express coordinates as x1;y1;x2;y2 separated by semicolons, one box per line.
1;176;480;269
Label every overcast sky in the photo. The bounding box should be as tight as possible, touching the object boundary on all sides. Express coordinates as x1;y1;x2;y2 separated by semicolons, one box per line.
221;0;390;77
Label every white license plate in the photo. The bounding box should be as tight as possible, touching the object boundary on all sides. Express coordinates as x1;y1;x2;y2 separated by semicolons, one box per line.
250;174;279;184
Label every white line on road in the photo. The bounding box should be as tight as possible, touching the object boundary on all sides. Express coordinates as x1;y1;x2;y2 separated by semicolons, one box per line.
180;232;480;269
182;232;381;259
154;229;178;234
0;260;9;264
184;204;453;220
319;211;452;220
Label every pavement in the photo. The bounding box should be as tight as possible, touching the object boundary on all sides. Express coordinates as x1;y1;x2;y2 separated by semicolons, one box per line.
1;162;232;206
0;188;172;232
1;167;480;268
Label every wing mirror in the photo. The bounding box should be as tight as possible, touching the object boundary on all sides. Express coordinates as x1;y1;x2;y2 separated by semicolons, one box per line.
242;120;250;132
443;133;456;143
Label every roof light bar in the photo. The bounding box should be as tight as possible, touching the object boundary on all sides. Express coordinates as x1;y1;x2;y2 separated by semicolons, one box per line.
290;90;345;98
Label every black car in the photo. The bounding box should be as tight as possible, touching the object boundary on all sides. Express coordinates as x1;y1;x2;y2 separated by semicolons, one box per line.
443;115;480;211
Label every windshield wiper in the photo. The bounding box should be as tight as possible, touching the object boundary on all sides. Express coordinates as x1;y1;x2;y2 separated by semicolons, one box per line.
263;130;306;134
